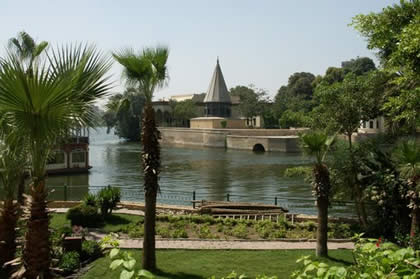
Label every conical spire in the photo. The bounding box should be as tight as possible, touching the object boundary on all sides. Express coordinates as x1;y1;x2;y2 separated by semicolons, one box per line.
203;59;231;103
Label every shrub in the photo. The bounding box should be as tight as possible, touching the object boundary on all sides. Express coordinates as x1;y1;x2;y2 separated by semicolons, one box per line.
172;228;188;238
66;204;103;227
97;186;121;216
228;223;248;239
220;120;227;128
329;223;352;239
83;193;97;207
157;226;171;238
59;251;80;274
291;237;420;278
81;240;102;261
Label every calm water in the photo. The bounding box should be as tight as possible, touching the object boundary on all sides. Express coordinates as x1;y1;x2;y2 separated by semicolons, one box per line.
47;127;351;215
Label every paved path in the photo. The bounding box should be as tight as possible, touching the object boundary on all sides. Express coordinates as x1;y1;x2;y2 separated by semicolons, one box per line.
88;231;354;250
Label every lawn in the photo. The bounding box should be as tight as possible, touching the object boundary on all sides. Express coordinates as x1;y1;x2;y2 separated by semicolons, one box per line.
82;249;353;279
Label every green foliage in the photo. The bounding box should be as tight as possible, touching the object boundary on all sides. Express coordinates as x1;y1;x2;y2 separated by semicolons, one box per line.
66;204;103;227
59;251;80;274
284;166;312;182
81;240;102;261
173;99;197;127
104;88;146;141
230;85;268;122
312;71;387;136
109;248;154;279
254;220;286;239
98;186;121;216
220;120;227;128
291;237;420;278
300;131;335;165
83;193;98;207
278;110;311;128
351;1;420;131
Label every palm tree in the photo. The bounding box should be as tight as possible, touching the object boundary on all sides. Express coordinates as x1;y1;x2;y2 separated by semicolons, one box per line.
7;31;48;204
0;138;26;274
300;131;335;257
8;31;48;74
393;140;420;246
113;47;169;271
0;45;112;278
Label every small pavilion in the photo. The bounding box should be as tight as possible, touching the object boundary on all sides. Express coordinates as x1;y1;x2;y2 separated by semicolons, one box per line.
190;59;245;129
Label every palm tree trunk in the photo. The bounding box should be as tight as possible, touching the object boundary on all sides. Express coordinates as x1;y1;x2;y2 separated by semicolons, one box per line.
347;133;368;228
0;199;18;272
17;175;25;205
317;195;328;257
410;207;420;246
23;181;51;279
314;164;330;257
142;104;160;271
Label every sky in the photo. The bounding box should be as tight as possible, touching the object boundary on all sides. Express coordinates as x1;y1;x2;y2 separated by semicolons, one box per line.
0;0;398;105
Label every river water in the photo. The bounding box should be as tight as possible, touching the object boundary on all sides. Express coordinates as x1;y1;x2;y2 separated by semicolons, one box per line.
47;127;350;216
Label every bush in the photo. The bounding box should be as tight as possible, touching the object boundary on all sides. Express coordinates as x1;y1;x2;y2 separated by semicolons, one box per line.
81;240;102;261
98;186;121;216
59;251;80;274
83;193;97;207
220;120;227;128
291;237;420;278
66;204;103;227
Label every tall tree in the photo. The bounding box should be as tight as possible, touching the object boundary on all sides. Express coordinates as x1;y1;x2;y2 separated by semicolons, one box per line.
7;32;48;205
352;0;420;133
8;31;48;74
104;88;146;141
113;47;169;271
274;72;316;127
173;99;197;127
230;85;268;127
0;45;112;278
313;71;388;227
300;131;335;257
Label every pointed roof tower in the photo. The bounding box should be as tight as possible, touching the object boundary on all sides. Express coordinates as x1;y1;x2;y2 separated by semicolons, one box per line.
203;58;231;103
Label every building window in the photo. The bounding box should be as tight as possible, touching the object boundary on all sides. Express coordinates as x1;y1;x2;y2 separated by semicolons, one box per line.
362;122;366;128
47;151;65;165
72;151;86;163
369;121;374;129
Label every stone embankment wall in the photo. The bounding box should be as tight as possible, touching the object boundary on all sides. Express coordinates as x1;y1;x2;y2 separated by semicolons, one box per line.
159;128;306;152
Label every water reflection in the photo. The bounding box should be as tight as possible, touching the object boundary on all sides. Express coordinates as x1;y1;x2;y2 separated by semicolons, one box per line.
42;127;354;216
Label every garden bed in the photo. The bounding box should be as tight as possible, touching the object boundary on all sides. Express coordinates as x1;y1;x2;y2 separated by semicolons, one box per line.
51;212;358;241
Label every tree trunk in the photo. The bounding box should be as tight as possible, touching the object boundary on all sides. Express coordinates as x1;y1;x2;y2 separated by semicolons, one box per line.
0;199;18;274
23;180;51;279
17;175;25;205
317;195;328;257
347;133;368;228
142;104;160;271
410;207;420;247
313;164;330;257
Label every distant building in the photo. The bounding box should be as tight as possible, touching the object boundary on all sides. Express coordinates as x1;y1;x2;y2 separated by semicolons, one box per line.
152;59;261;128
46;127;91;174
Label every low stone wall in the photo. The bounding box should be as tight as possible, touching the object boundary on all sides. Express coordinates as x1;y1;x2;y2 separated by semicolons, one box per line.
159;128;302;152
190;118;246;129
226;135;300;152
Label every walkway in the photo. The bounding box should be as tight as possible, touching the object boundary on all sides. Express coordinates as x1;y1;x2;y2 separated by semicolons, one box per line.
87;231;354;250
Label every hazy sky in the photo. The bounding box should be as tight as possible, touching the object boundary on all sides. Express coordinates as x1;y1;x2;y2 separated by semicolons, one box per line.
1;0;397;104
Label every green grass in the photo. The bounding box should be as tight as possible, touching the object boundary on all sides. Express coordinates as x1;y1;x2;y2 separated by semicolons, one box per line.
50;213;143;233
82;249;353;279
